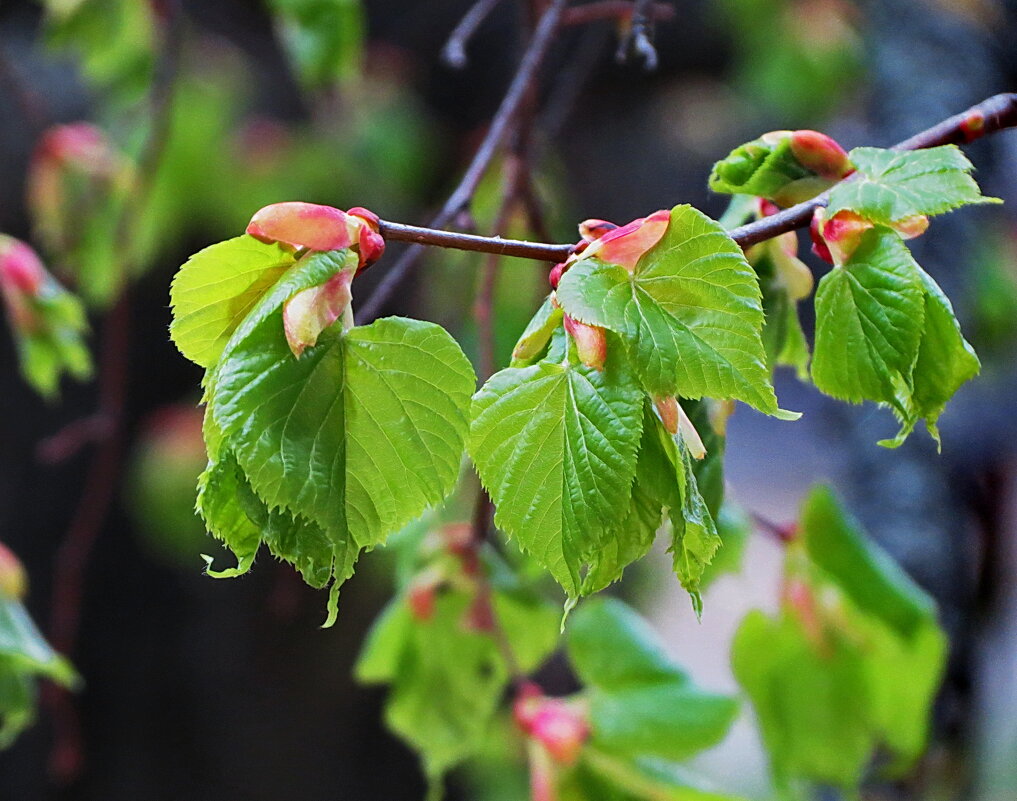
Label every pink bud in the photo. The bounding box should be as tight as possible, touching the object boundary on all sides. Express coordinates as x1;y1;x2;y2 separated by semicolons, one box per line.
282;268;355;357
563;314;607;371
248;202;355;252
578;218;618;242
756;198;781;218
654;395;679;435
812;208;873;266
809;212;833;263
0;542;27;601
961;110;985;143
36;123;121;175
585;209;670;272
789;130;854;179
0;237;46;295
548;262;566;290
513;682;545;732
528;699;590;766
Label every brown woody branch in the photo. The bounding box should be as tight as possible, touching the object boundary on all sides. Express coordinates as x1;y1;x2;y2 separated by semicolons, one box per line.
366;92;1017;276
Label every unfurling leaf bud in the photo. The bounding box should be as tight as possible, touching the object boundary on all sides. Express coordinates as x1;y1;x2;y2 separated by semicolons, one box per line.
584;209;670;272
0;236;48;331
676;401;707;460
282;264;356;357
515;695;590;766
578;218;618;242
563;314;607;371
247;202;385;269
0;541;28;601
789;130;854;179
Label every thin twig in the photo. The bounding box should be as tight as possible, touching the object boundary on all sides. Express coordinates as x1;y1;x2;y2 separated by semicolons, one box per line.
562;0;674;26
442;0;509;68
614;0;661;70
356;0;570;323
359;93;1017;271
750;511;798;544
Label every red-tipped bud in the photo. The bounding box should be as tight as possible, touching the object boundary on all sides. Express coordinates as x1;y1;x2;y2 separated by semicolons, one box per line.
248;202;355;251
0;236;46;296
811;208;873;266
809;212;833;263
512;682;545;731
578;218;618;242
563;314;607;371
247;203;386;269
282;266;355;357
0;542;27;601
585;209;670;272
961;110;985;143
407;580;438;622
35;123;122;175
790;130;854;180
528;699;590;766
757;198;781;218
548;262;566;290
654;395;679;435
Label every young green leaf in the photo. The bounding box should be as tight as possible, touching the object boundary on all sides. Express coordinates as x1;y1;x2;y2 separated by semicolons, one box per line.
169;235;297;368
556;206;794;419
567;599;738;763
708;133;833;206
826;145;1001;224
811;228;925;413
469;346;644;599
212;309;475;552
570;748;748;801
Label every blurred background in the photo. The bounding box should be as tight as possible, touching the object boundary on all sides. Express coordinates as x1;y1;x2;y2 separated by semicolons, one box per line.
1;0;1016;799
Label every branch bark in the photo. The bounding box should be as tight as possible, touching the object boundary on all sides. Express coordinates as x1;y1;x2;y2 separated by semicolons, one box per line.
362;92;1017;272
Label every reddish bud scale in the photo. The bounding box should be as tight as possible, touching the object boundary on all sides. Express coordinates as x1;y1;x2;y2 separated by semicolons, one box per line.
527;699;590;766
578;218;618;242
246;202;385;270
654;395;679;435
961;111;985;143
548;262;566;289
563;314;607;371
407;579;438;622
757;198;781;218
0;238;46;296
586;209;670;272
789;130;854;180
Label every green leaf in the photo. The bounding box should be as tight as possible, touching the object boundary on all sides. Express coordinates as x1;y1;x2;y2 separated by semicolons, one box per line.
0;596;78;748
732;610;875;791
811;229;925;413
708;134;831;205
356;584;558;781
469;346;644;599
170;236;298;368
566;748;747;801
556;206;793;418
799;486;936;639
510;295;563;367
213;306;475;550
267;0;365;91
196;447;263;577
826;145;1001;224
886;266;980;447
568;599;737;762
669;442;721;618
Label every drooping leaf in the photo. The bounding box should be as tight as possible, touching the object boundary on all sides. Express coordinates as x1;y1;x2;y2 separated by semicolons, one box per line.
826;145;1001;224
566;749;748;801
213;306;475;551
556;205;794;419
469;345;643;599
811;228;925;413
510;295;563;367
170;235;298;368
669;441;721;618
567;598;738;762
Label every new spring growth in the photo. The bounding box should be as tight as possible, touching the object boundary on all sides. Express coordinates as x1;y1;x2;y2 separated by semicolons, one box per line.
246;202;385;356
788;130;854;180
0;236;47;331
27;123;132;256
810;208;928;265
654;395;707;459
0;541;28;602
746;198;814;301
514;684;590;766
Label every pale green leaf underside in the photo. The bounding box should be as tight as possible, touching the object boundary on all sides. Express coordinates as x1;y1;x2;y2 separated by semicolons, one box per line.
827;145;1000;224
812;229;925;412
170;235;298;368
557;205;791;417
213;313;475;552
469;351;643;598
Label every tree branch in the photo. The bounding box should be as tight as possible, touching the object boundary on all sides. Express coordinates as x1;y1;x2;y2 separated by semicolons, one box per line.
614;0;662;70
356;0;570;323
362;92;1017;272
442;0;509;68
